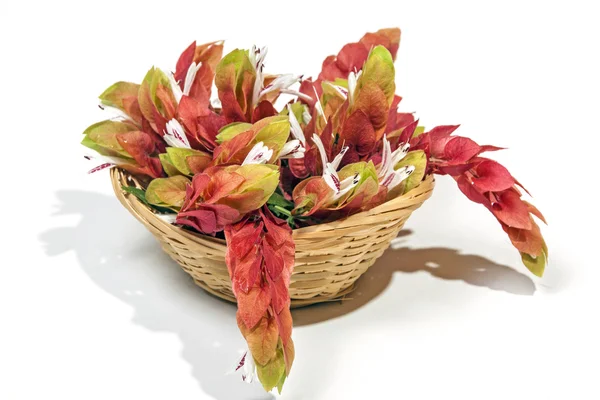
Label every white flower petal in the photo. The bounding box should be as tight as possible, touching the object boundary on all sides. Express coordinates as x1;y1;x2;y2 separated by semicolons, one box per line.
330;146;348;171
211;97;222;108
279;88;314;103
98;104;135;123
383;165;416;190
242;142;273;165
163;70;183;103
84;153;127;174
287;104;306;145
323;81;348;99
323;163;340;193
312;86;325;118
391;142;411;166
331;173;360;201
157;214;177;224
348;70;362;106
302;108;312;124
278;139;305;159
260;74;301;98
164;119;191;149
250;45;268;106
377;134;393;178
311;133;329;171
183;62;203;96
227;351;256;384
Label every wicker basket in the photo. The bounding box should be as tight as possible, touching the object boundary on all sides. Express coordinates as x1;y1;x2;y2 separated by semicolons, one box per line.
110;168;435;307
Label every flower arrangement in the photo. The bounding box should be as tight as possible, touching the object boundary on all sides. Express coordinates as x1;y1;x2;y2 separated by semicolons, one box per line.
82;28;547;392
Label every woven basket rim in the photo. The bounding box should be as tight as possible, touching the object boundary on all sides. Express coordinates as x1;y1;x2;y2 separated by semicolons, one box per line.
111;168;435;244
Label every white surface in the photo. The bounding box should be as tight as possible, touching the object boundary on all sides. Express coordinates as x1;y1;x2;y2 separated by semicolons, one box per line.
1;1;599;399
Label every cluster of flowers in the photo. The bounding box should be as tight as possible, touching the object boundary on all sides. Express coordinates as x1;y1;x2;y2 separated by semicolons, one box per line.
82;28;547;393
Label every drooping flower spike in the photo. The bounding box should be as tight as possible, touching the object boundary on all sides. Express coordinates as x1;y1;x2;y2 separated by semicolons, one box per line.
312;134;359;201
163;118;191;149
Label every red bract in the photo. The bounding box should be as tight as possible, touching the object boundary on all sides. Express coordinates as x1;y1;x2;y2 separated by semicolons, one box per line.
116;131;163;178
177;95;226;151
176;173;240;235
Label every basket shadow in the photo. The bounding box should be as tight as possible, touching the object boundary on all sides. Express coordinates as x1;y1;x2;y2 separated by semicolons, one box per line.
39;189;535;399
40;190;275;400
293;231;536;327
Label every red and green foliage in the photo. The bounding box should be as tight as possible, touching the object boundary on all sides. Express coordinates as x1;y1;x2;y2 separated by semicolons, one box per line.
82;28;549;393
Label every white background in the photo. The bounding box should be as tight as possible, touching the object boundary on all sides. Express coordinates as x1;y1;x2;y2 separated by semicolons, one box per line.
1;1;599;399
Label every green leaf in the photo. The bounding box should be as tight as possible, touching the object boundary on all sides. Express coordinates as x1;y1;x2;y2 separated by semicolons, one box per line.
138;67;176;126
277;372;287;394
254;116;291;161
145;176;191;209
236;164;280;204
165;147;206;176
280;101;308;124
256;349;286;392
521;246;547;277
159;153;182;177
121;186;150;206
122;185;175;214
99;81;140;110
357;45;396;105
413;126;425;138
333;78;348;89
82;120;137;157
216;49;253;81
214;49;256;118
267;192;294;209
394;150;427;193
216;122;252;144
333;161;380;207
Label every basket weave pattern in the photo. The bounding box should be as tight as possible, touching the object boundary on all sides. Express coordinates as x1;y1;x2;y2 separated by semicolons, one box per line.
111;168;434;307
